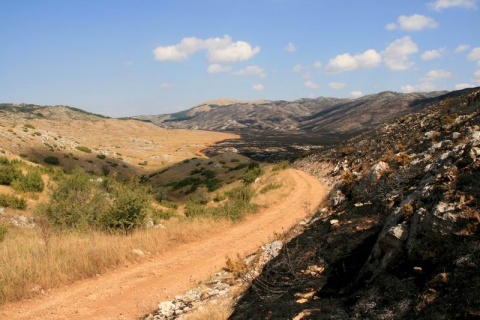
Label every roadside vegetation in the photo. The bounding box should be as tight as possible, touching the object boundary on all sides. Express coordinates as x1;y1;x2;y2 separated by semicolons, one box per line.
0;154;288;304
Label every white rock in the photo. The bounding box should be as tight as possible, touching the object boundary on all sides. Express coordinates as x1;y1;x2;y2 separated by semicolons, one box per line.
132;249;145;256
158;301;175;317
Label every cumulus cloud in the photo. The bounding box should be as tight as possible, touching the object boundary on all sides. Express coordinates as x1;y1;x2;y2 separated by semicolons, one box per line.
401;81;436;93
387;14;438;31
153;35;260;64
234;65;266;78
329;82;346;89
385;23;398;31
305;80;319;89
292;64;304;73
401;85;416;93
455;44;470;53
421;48;446;60
207;64;232;74
468;47;480;61
429;0;478;10
350;91;363;98
383;36;419;71
423;69;453;81
313;61;322;68
455;83;475;90
474;69;480;82
252;83;264;91
325;49;381;73
285;42;296;53
160;82;172;88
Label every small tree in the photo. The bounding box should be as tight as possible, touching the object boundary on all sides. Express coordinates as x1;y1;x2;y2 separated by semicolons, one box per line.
101;184;149;233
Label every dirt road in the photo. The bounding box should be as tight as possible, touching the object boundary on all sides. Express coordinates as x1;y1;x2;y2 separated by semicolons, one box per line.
0;169;327;320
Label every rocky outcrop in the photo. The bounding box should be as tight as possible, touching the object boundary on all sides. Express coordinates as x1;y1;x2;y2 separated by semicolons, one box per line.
230;87;480;319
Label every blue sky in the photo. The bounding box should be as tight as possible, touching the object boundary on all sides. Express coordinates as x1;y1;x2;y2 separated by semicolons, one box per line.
1;0;479;117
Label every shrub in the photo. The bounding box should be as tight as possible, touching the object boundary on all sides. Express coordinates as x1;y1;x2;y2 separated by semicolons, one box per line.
0;193;27;210
76;146;92;153
0;163;22;185
151;208;176;222
242;167;263;184
44;156;60;165
101;184;150;233
260;183;282;194
12;171;44;192
0;223;7;242
158;200;178;210
272;161;289;172
40;168;108;230
24;123;35;129
96;154;106;160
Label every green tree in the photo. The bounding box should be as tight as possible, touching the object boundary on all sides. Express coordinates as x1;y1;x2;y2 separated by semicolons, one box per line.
101;184;149;233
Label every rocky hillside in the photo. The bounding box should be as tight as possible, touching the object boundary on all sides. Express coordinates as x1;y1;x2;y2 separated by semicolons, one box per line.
230;87;480;319
0;103;108;121
135;91;445;140
0;103;237;177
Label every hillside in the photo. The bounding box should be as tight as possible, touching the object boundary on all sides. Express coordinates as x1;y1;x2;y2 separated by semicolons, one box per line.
230;87;480;319
0;103;238;177
134;91;445;139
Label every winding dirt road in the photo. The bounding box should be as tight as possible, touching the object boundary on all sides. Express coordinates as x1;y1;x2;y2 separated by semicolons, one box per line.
0;169;327;320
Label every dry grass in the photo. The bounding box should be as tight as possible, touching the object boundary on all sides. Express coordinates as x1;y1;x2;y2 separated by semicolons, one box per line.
0;217;230;304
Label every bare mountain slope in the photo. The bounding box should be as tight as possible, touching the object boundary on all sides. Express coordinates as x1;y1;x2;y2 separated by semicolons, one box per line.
135;91;446;139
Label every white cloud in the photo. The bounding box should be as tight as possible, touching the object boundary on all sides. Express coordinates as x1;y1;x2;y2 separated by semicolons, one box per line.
401;85;416;93
313;61;322;68
468;47;480;60
124;60;134;66
234;65;266;78
305;80;319;89
383;36;419;71
160;82;172;88
329;82;346;89
455;83;475;90
325;49;381;73
402;81;436;93
455;44;470;53
385;23;398;30
153;35;260;64
474;69;480;82
252;83;264;91
423;69;453;81
421;48;446;60
292;64;304;73
429;0;478;10
387;14;438;31
207;64;232;74
350;91;363;98
302;72;312;79
285;42;296;53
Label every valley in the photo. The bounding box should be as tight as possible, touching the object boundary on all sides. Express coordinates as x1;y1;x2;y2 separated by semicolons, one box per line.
0;86;479;319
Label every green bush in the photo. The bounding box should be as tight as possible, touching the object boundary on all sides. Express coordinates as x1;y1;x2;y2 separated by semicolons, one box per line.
0;162;22;186
40;168;108;230
76;146;92;153
272;161;289;172
0;193;27;210
101;185;150;232
260;183;282;194
44;156;60;165
151;208;176;222
242;167;263;184
0;223;7;242
96;154;106;160
12;171;44;192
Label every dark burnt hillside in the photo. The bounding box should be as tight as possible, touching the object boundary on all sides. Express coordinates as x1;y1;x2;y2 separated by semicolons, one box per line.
230;87;480;319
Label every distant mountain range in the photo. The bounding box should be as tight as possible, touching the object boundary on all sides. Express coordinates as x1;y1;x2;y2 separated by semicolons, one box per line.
132;91;450;142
